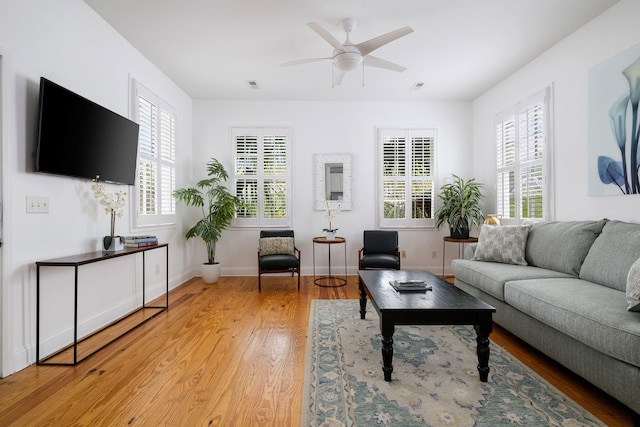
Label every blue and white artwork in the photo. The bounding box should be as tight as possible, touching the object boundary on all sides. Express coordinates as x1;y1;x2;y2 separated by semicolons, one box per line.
588;43;640;196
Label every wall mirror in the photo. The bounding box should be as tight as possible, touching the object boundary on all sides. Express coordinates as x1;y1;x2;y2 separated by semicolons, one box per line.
314;153;352;210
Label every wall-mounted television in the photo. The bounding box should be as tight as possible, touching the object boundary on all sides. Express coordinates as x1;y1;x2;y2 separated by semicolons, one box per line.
35;77;140;185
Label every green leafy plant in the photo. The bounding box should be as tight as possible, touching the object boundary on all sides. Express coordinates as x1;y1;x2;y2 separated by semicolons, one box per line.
434;174;485;237
173;158;242;264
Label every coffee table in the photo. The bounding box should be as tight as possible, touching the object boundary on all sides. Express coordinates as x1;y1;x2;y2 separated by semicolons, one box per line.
358;269;496;382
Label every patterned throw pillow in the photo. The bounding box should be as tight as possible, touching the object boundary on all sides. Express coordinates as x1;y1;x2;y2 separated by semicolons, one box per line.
259;237;294;256
627;258;640;311
472;225;531;265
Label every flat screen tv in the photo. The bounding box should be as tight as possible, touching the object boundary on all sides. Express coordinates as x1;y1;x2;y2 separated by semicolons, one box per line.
35;77;140;185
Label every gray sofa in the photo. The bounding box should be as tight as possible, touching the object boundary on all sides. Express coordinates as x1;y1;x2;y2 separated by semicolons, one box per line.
452;219;640;416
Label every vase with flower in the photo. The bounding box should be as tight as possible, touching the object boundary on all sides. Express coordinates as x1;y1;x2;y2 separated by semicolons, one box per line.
91;177;127;251
323;200;341;240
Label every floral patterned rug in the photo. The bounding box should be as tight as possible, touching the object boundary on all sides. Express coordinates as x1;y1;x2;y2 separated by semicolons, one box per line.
301;299;604;426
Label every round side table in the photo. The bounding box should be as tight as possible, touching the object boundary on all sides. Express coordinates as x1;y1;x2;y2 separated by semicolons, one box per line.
442;236;478;277
313;236;347;287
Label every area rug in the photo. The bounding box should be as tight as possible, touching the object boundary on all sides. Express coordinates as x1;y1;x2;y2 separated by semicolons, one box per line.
301;299;604;426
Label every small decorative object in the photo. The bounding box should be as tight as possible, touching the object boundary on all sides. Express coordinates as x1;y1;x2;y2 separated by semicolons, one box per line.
173;158;242;284
484;214;502;226
434;174;484;239
91;176;126;251
627;257;640;311
323;200;341;240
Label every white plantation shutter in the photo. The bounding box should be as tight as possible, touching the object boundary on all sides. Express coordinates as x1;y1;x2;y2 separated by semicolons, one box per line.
496;116;516;218
382;136;406;219
411;137;433;220
519;102;544;219
263;134;288;219
232;127;291;227
137;95;157;215
132;80;176;227
495;87;552;221
378;129;435;228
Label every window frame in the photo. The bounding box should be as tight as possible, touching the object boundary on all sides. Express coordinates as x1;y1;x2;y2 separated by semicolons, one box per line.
231;126;292;229
130;79;176;229
377;128;436;229
494;87;554;223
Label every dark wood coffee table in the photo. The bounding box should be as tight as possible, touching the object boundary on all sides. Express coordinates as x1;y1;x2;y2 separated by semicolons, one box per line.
358;269;496;382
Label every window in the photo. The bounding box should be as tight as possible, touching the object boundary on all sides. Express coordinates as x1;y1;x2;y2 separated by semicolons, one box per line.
495;88;553;222
377;128;435;228
232;127;291;227
131;80;176;227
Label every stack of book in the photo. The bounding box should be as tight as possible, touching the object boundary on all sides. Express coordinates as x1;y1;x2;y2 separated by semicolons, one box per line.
389;280;432;292
124;235;158;248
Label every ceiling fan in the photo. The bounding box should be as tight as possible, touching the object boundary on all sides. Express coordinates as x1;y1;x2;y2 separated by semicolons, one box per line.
281;18;414;86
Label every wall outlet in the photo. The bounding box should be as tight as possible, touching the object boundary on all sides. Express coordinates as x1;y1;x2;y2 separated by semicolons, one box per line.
432;251;437;259
26;196;49;213
401;250;407;258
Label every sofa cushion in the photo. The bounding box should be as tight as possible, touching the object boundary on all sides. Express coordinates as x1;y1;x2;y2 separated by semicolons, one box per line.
471;225;530;265
579;220;640;291
452;259;573;301
504;278;640;367
627;257;640;311
525;219;607;276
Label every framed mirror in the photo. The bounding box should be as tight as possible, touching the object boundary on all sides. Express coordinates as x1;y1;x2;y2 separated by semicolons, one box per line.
314;153;352;210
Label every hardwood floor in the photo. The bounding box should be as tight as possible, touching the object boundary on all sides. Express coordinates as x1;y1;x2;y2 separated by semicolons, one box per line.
0;276;635;426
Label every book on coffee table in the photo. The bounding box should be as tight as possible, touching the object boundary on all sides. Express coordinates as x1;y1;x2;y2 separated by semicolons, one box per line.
389;280;432;292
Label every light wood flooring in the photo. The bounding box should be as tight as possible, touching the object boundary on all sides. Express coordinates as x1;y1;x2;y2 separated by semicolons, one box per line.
0;275;635;426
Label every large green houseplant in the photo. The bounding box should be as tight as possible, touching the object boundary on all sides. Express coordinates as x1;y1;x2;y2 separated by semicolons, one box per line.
434;174;485;239
173;157;242;283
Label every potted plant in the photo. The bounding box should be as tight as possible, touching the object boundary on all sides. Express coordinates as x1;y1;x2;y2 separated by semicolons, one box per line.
173;157;242;283
434;174;485;239
91;177;127;251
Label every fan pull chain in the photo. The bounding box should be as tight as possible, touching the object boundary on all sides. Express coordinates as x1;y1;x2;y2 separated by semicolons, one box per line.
332;64;335;88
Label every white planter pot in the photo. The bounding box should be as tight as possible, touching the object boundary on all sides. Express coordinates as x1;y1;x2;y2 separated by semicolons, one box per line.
202;263;221;284
104;236;124;252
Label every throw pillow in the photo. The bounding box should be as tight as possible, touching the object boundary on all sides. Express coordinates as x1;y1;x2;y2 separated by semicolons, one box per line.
472;224;531;265
259;237;294;256
627;257;640;312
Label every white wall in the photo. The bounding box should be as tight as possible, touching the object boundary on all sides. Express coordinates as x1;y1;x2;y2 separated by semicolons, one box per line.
192;100;473;277
4;0;633;377
473;0;640;222
0;0;193;374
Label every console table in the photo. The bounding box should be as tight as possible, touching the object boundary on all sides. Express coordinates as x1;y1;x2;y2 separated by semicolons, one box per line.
36;244;169;365
312;236;347;287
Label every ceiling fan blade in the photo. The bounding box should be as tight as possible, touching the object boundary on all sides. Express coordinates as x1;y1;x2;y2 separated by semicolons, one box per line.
364;55;406;72
308;22;346;53
281;57;331;67
333;69;346;86
356;26;414;56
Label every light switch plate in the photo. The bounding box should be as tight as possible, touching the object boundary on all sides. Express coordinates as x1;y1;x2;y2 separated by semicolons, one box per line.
26;196;49;213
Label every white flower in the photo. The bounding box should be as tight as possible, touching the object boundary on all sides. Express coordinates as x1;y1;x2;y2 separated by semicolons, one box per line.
92;179;126;236
323;200;341;232
324;200;341;221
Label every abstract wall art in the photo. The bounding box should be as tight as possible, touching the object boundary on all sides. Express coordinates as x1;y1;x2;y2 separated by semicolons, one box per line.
588;43;640;196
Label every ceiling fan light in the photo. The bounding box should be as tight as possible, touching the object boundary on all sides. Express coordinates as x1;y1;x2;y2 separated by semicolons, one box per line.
334;52;363;72
335;59;360;71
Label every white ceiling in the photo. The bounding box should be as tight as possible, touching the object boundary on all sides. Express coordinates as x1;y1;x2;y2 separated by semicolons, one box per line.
85;0;618;102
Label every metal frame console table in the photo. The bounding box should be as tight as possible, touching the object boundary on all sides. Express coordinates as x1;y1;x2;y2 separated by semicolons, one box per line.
36;243;169;366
